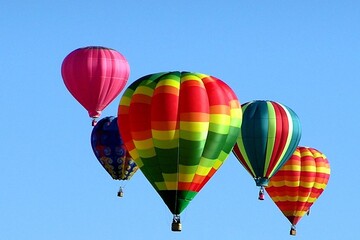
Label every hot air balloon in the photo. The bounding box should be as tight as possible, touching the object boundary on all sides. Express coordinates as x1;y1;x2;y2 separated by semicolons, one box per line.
91;116;138;197
117;71;242;231
232;100;301;200
266;146;331;235
61;46;130;125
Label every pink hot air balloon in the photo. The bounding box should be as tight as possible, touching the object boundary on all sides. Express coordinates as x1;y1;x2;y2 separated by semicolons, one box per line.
61;46;130;125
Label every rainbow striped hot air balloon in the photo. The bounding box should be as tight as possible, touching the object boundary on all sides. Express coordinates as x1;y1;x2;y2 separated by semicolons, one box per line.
266;146;331;235
117;71;242;231
232;100;301;200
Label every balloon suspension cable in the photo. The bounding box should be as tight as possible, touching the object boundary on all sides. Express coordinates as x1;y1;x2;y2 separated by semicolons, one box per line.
258;186;265;200
92;118;98;126
117;186;124;198
290;225;296;236
171;214;182;232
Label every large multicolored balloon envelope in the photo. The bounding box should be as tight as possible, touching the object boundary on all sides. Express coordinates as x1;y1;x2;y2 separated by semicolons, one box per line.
232;100;301;200
61;46;130;125
266;146;331;235
91;116;138;197
117;71;242;231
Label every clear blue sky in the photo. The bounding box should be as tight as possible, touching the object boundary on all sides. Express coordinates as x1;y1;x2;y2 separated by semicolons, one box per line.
1;1;358;239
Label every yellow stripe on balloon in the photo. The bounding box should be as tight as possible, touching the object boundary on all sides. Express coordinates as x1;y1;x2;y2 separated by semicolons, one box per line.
304;197;317;203
156;78;180;89
290;211;308;217
152;129;178;141
181;74;203;82
300;150;314;157
178;173;195;182
133;138;154;150
210;114;230;125
299;182;315;188
134;85;154;97
119;95;131;106
313;182;328;189
195;165;212;176
297;196;311;202
180;121;209;132
271;196;300;202
230;108;242;121
129;151;143;167
281;165;301;171
301;165;317;172
313;152;326;159
165;181;178;190
128;148;139;159
268;181;295;187
213;159;223;170
317;167;331;174
272;195;314;203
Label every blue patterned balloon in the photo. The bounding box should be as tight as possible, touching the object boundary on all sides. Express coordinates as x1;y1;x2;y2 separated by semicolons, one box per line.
91;116;138;180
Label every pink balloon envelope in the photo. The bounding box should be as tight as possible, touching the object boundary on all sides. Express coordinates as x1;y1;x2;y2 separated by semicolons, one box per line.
61;46;130;123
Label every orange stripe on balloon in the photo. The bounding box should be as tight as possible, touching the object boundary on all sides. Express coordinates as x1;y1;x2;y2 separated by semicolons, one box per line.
180;112;209;122
152;121;178;131
192;174;206;184
118;105;129;114
131;130;153;141
131;94;152;104
209;105;230;114
178;182;192;191
154;85;179;95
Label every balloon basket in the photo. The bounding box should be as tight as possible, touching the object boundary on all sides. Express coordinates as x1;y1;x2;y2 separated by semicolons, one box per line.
258;186;265;200
258;192;265;200
117;187;124;197
290;226;296;236
171;215;181;232
171;222;182;232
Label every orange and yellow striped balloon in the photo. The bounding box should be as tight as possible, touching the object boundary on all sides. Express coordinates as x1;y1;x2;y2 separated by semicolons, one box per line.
266;146;330;235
